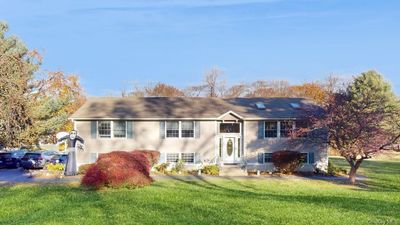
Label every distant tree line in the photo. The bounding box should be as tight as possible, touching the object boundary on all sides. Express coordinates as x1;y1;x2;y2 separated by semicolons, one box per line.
121;67;341;104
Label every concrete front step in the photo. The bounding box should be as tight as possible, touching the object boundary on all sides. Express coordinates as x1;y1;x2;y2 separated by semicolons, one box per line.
219;165;248;176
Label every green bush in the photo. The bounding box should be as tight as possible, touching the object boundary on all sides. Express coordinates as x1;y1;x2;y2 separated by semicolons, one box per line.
201;165;219;176
171;160;185;174
78;163;94;175
46;163;65;172
327;161;347;175
155;163;170;174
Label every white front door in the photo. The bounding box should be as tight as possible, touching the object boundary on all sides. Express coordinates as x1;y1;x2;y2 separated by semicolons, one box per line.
223;137;236;163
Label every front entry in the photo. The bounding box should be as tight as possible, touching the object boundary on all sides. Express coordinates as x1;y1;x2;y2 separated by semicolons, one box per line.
222;137;237;163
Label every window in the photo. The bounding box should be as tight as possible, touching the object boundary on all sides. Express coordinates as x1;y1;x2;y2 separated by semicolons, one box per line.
220;123;240;133
113;121;127;138
264;153;273;163
300;153;308;163
181;153;195;163
264;121;278;138
166;153;179;163
181;121;194;138
98;121;111;138
280;121;293;138
166;121;179;138
295;120;308;137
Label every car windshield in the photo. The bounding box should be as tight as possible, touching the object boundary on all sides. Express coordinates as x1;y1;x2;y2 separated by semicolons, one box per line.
43;151;57;156
0;153;12;159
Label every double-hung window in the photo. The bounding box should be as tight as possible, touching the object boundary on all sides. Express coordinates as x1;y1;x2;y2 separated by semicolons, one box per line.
300;153;308;163
113;121;127;138
181;121;195;138
98;121;111;138
166;121;180;138
166;153;195;164
264;121;278;138
165;121;195;138
181;153;195;163
98;121;128;138
264;153;273;163
280;121;293;138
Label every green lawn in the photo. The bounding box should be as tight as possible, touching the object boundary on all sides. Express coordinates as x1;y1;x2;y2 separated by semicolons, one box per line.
0;158;399;225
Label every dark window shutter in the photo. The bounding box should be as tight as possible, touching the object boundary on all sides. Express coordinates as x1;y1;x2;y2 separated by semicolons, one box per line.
258;153;264;164
127;121;134;139
160;121;165;139
159;152;165;163
309;152;315;164
258;121;265;139
91;121;97;139
195;121;200;139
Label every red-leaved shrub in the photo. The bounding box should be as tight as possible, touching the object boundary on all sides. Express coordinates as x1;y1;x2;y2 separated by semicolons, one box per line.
272;151;302;174
81;151;154;189
134;150;160;166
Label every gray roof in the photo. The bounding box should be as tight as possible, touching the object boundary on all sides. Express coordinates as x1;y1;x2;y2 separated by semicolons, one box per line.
70;97;319;120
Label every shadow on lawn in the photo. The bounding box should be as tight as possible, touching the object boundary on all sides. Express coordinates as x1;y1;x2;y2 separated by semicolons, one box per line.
154;175;400;219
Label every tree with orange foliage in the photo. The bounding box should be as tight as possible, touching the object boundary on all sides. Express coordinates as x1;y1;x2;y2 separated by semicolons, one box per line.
24;71;85;146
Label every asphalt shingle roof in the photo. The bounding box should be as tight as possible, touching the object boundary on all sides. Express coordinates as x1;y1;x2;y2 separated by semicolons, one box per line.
70;97;319;120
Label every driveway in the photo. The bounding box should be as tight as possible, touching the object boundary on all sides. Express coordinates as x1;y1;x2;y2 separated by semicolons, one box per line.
0;168;80;185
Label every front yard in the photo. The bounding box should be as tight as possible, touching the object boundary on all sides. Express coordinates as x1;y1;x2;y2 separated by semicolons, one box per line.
0;158;399;225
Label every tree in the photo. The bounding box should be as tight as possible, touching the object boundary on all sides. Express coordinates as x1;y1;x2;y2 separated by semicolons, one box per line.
0;22;41;148
125;82;185;97
312;71;400;184
290;82;327;104
24;71;86;146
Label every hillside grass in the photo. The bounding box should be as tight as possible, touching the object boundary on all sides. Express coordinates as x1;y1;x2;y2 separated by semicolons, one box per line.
0;158;399;225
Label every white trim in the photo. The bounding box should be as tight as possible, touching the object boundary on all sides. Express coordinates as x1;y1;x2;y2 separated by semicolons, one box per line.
217;110;244;120
165;120;196;139
97;120;129;139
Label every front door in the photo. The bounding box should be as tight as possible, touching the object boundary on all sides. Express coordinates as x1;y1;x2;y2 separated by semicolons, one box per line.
223;137;236;163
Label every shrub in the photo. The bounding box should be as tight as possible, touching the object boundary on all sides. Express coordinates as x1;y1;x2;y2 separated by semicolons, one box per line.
272;151;302;174
78;163;94;175
201;165;219;176
81;151;153;189
171;160;185;174
155;163;170;174
134;150;160;167
327;161;347;176
46;163;65;172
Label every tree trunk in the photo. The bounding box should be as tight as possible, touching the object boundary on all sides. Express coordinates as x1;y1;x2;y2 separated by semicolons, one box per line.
348;166;357;185
347;159;363;185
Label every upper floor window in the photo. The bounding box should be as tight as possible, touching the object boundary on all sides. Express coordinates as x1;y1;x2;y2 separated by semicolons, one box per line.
113;121;127;138
181;121;195;138
98;121;111;138
165;121;195;138
264;121;278;138
280;121;293;138
295;120;308;137
98;121;127;138
166;121;179;138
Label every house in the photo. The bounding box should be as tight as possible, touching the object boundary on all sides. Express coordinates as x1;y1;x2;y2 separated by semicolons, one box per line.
70;97;328;173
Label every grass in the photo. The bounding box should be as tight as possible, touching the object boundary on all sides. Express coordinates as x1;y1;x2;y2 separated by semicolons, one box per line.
0;158;399;225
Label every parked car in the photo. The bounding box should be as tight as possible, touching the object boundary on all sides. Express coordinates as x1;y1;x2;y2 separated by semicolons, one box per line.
49;154;68;165
20;152;47;169
42;150;60;161
0;152;24;168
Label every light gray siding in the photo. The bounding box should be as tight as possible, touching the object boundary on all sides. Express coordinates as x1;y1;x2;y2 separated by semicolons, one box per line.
75;120;217;166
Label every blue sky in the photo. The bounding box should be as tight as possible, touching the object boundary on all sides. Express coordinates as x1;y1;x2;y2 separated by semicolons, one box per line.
1;0;399;96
